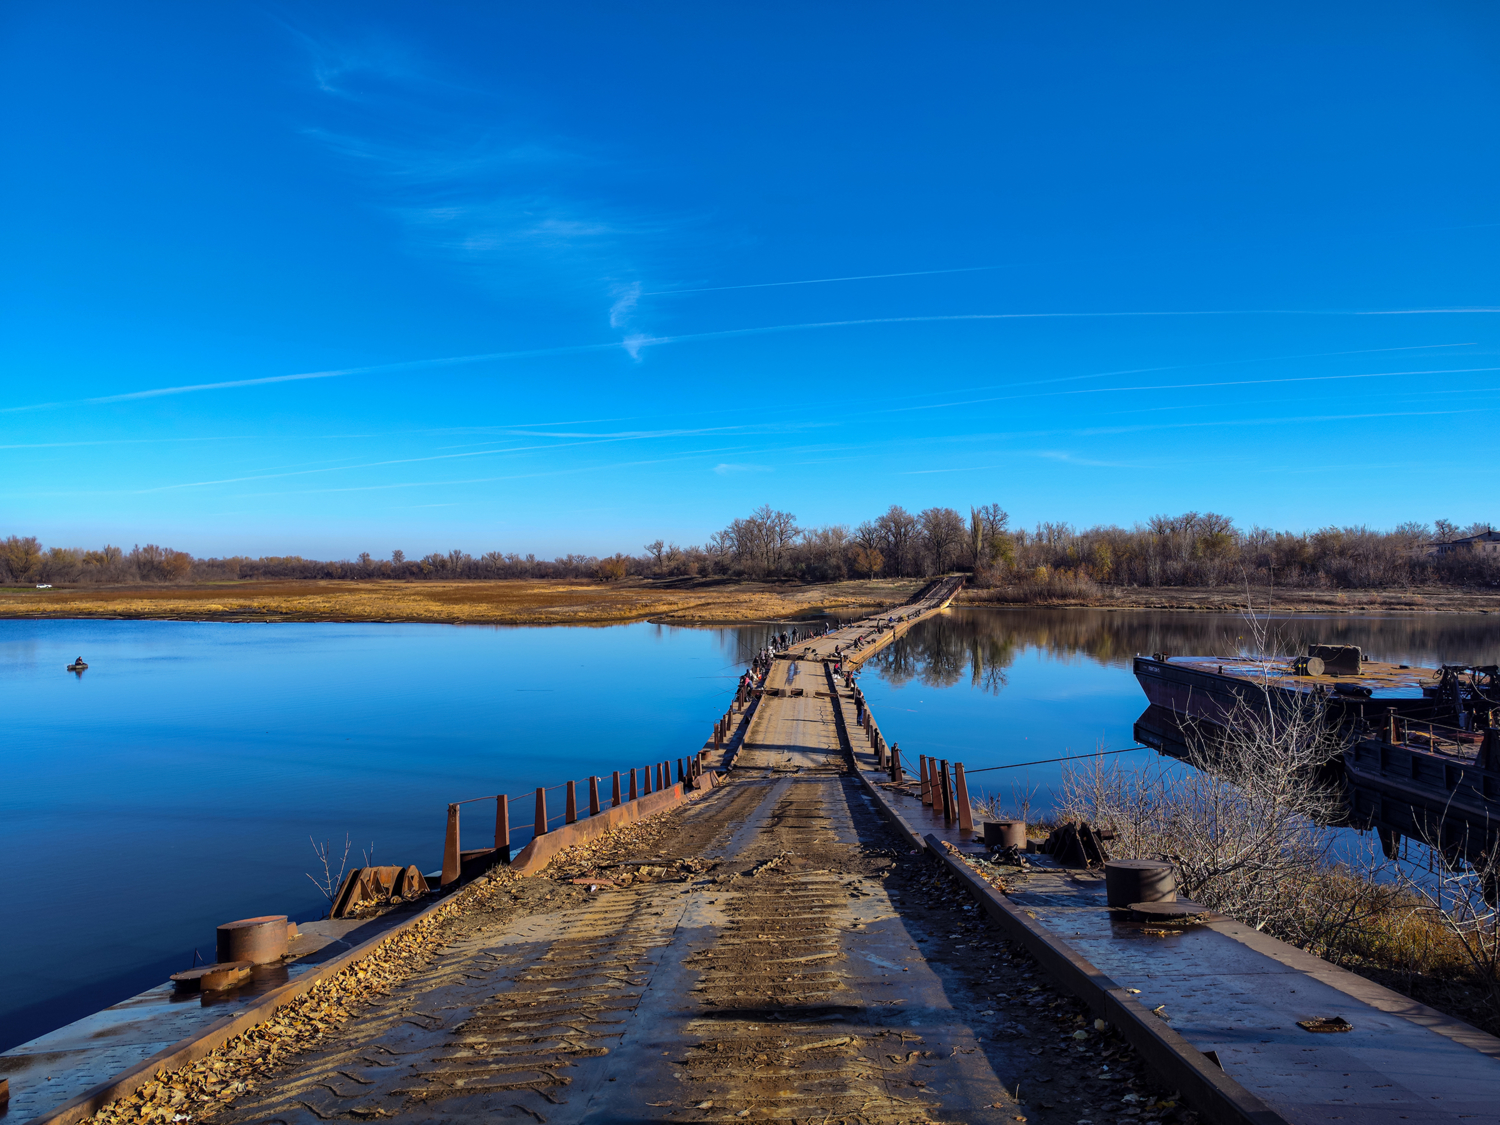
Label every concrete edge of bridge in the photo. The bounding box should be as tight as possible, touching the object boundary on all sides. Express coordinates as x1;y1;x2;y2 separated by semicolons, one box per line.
21;775;728;1125
849;763;1290;1125
509;777;725;875
22;877;471;1125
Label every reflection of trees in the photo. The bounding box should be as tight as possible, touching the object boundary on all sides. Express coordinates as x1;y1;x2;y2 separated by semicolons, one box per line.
862;607;1500;693
870;615;1019;695
712;608;1500;689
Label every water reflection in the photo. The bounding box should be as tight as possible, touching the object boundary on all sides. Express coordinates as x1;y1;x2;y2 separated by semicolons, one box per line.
850;607;1500;879
859;607;1500;694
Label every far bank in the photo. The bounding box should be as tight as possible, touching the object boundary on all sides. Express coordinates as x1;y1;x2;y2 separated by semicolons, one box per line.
2;576;1498;625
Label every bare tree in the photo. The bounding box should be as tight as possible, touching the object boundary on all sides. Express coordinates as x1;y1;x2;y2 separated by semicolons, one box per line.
644;539;665;573
919;507;966;574
752;505;800;574
1389;839;1500;1018
1060;608;1350;941
876;506;919;577
307;834;353;918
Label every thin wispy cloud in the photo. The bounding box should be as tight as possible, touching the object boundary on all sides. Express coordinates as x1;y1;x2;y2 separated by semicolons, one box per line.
609;282;642;328
284;21;659;320
712;463;773;474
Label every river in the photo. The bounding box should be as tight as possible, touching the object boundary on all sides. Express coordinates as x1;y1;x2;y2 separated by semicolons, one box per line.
3;608;1495;1051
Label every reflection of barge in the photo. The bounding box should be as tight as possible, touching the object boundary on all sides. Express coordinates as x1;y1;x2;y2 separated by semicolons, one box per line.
1133;648;1500;872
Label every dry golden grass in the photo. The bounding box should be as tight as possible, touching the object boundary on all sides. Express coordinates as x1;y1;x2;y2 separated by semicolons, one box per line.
957;583;1500;613
0;577;927;626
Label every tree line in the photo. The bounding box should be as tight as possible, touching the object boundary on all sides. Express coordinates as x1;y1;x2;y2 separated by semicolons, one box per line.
2;507;1495;589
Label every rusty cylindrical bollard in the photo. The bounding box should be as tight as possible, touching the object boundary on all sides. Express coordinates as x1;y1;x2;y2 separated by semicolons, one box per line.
441;803;461;886
984;820;1027;849
534;787;548;837
494;794;511;863
1105;859;1176;907
629;768;638;800
217;915;288;964
565;779;577;825
589;775;601;816
953;762;974;833
612;770;622;807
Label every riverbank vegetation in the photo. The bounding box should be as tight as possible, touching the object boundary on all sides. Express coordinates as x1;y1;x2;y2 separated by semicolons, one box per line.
1054;685;1500;1036
4;505;1495;615
0;576;927;625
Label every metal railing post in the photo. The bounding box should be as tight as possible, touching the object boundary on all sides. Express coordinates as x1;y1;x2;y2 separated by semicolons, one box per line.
939;758;954;822
590;775;601;816
494;795;511;864
919;755;932;805
534;787;547;837
565;779;578;825
612;770;622;807
954;762;974;833
441;803;461;887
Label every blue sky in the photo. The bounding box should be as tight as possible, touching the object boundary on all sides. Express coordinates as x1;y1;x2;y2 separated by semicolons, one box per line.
3;3;1498;558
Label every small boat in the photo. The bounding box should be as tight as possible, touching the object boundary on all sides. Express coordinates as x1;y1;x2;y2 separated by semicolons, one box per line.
66;660;88;672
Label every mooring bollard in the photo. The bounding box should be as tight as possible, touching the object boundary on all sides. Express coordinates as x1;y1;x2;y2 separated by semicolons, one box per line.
565;779;577;824
494;794;511;863
534;787;548;837
589;775;601;816
216;915;289;964
629;768;638;800
612;770;622;808
953;761;974;833
442;803;461;886
919;755;932;805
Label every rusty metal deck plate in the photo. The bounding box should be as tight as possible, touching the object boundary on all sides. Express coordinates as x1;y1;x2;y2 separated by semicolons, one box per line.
853;754;1500;1125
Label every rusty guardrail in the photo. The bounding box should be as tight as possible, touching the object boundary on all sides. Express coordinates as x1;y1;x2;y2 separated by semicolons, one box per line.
435;689;759;888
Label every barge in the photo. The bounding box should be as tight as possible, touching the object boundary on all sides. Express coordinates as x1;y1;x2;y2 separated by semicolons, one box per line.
1133;648;1500;875
1133;646;1498;729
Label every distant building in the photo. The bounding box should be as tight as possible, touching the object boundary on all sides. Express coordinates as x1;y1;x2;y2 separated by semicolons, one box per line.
1434;529;1500;557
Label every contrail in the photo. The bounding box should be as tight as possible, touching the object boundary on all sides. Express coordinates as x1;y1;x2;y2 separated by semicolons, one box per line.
621;308;1500;355
7;308;1497;413
642;265;1009;296
0;341;630;414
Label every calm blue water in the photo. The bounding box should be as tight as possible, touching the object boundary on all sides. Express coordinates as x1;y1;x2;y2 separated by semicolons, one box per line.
0;618;770;1051
856;607;1500;821
4;608;1495;1051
